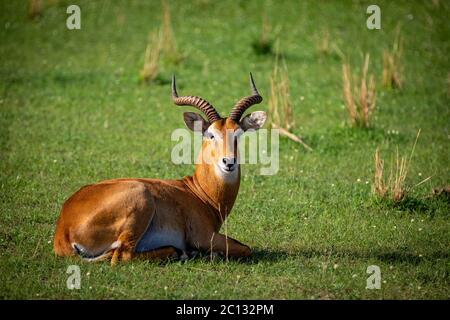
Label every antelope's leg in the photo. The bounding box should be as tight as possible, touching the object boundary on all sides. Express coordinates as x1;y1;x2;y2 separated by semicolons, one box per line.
110;231;138;266
109;187;157;266
133;246;180;261
197;233;251;258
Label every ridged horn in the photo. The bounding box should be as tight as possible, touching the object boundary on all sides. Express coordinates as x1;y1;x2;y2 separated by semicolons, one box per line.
229;72;263;122
171;75;221;123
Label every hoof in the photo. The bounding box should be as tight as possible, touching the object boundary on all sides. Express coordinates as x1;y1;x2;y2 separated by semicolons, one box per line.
180;251;189;261
187;250;199;259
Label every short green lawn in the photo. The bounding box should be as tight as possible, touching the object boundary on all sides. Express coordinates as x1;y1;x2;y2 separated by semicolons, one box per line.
0;0;449;299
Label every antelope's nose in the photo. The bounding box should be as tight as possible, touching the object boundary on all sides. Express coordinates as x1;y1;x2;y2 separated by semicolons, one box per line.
222;157;236;170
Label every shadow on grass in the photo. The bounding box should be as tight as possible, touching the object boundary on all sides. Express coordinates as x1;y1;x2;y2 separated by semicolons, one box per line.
391;197;430;212
373;195;450;216
245;248;292;263
50;246;450;267
238;247;450;266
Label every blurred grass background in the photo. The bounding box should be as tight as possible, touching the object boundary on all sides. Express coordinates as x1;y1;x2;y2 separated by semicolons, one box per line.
0;0;449;299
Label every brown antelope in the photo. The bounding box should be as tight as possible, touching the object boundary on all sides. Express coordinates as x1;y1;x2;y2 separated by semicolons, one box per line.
53;73;267;265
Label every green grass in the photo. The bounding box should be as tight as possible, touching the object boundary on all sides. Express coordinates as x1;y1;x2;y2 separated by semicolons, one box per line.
1;0;449;299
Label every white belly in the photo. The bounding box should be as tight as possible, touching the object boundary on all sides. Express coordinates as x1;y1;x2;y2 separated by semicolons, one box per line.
135;223;186;253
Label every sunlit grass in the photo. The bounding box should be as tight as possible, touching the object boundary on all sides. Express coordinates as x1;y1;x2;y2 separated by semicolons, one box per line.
0;0;449;300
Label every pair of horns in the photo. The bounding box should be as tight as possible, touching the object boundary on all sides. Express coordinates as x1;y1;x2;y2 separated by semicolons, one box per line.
171;73;263;123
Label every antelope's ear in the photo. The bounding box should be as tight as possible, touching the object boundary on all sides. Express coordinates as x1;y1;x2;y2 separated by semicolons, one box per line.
239;111;267;131
183;112;210;133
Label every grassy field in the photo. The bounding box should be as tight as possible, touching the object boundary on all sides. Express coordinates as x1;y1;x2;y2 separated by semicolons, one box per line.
1;0;449;299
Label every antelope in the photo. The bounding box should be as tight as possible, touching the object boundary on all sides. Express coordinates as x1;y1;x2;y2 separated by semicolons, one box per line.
53;73;267;265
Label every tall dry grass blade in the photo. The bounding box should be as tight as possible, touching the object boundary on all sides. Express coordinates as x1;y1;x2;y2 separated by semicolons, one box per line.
405;128;421;179
342;54;376;127
392;26;403;88
382;26;403;89
273;38;280;75
331;42;346;61
362;53;370;79
217;204;229;262
373;148;387;197
413;175;433;189
360;77;368;127
391;147;407;202
408;129;421;165
280;59;294;130
261;11;271;48
317;28;330;55
220;205;229;263
342;63;356;124
268;76;280;126
268;40;310;150
268;40;281;126
161;0;182;64
359;54;371;127
272;124;312;151
209;232;215;262
281;85;293;130
382;50;390;88
368;74;376;113
29;0;41;19
316;29;346;60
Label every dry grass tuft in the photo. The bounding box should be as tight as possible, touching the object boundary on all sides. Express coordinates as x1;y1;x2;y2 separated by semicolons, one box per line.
29;0;42;19
268;42;312;151
372;129;430;202
269;42;294;130
382;26;403;89
140;0;183;82
342;63;356;122
317;28;330;55
373;148;388;198
161;0;182;64
315;28;345;60
278;63;294;131
342;54;376;128
29;0;61;20
268;75;281;127
139;30;162;83
390;147;408;202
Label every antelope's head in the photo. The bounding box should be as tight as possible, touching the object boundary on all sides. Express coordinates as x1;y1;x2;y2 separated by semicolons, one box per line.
172;73;267;182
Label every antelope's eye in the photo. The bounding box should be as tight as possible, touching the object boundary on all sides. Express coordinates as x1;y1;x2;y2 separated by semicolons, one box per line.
204;131;215;140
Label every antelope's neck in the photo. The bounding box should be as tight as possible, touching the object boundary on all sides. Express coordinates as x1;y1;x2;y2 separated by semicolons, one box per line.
183;163;240;222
